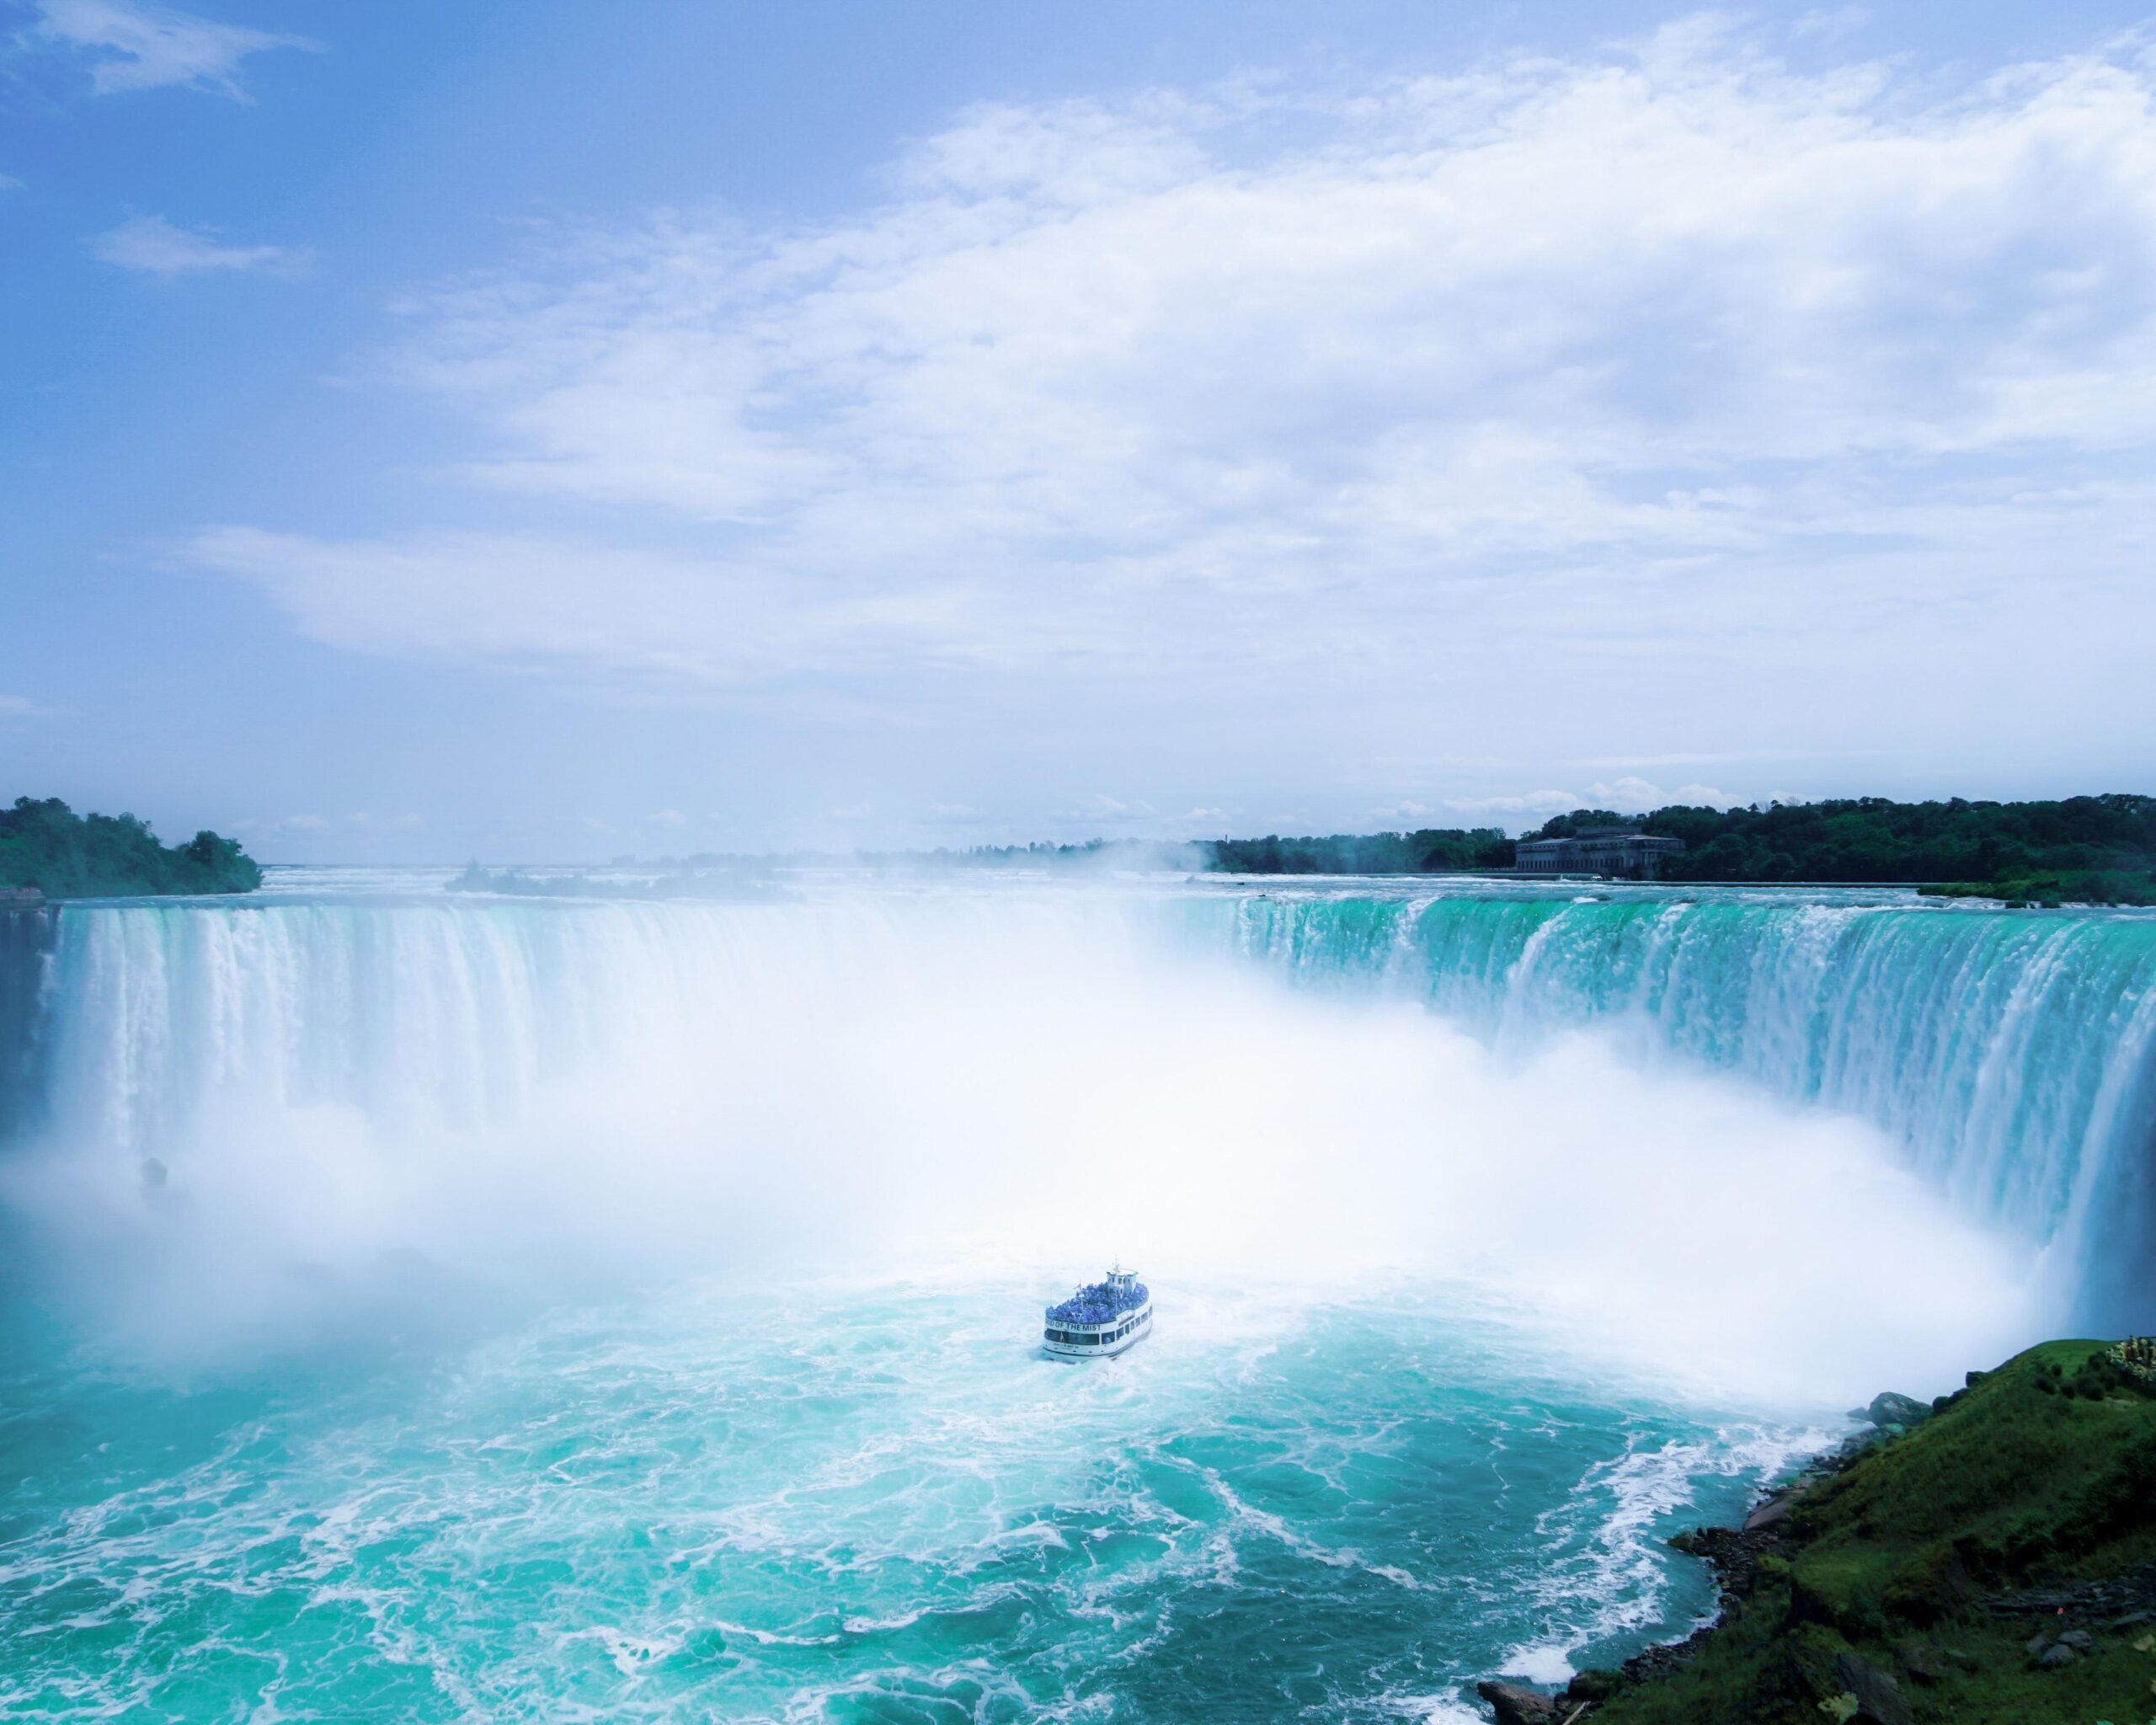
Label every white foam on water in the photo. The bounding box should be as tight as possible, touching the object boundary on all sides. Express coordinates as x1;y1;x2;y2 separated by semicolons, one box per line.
2;888;2057;1412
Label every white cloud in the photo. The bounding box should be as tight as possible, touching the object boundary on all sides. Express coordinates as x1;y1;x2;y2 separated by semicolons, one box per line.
183;22;2156;788
1451;778;1737;816
1582;777;1669;810
30;0;316;99
92;215;307;277
179;525;1014;681
237;812;328;836
0;694;58;718
646;809;687;827
1791;8;1870;43
1444;790;1583;816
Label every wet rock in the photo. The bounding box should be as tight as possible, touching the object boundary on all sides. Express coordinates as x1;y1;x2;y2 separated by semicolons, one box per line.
1861;1392;1933;1429
1743;1493;1796;1531
2024;1633;2052;1658
1560;1669;1619;1706
1830;1651;1913;1725
1474;1679;1559;1725
2057;1628;2093;1650
2038;1642;2078;1669
1834;1427;1886;1461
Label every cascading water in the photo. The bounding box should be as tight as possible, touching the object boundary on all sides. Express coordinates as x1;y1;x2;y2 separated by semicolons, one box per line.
1210;888;2156;1327
2;882;2150;1327
0;875;2141;1721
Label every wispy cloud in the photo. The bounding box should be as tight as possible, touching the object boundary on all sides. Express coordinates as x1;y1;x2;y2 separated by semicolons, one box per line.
1445;779;1738;820
1443;791;1585;818
91;214;307;276
29;0;317;99
0;694;65;718
184;21;2156;785
235;812;328;836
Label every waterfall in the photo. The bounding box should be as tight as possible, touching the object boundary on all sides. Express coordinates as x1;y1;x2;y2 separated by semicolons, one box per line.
2;887;2151;1329
1211;890;2156;1322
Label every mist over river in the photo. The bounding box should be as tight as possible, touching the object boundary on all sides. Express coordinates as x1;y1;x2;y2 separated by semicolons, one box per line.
1;872;2151;1721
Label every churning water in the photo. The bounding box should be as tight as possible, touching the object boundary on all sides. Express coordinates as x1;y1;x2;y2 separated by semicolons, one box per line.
0;873;2148;1720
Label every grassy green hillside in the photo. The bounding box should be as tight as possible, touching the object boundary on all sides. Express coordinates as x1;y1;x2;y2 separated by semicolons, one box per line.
1567;1341;2156;1725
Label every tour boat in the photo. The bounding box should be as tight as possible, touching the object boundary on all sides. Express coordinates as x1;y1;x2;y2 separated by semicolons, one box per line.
1043;1263;1153;1359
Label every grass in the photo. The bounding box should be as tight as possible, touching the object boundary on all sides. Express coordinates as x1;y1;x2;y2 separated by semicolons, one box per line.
1574;1340;2156;1725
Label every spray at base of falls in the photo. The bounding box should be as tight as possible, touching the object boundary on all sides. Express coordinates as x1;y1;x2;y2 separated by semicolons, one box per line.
0;883;2122;1402
1213;887;2156;1328
0;879;2143;1722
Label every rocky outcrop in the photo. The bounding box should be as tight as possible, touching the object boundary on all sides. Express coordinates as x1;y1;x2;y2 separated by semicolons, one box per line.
1829;1649;1913;1725
1472;1680;1561;1725
1848;1391;1931;1429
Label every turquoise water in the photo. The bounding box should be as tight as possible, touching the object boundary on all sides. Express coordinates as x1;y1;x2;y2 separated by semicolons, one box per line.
0;874;2148;1720
0;1279;1807;1722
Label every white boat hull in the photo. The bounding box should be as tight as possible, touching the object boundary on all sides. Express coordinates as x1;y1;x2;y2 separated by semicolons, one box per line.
1042;1303;1153;1359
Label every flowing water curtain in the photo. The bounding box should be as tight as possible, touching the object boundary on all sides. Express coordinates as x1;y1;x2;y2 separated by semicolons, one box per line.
1198;891;2156;1325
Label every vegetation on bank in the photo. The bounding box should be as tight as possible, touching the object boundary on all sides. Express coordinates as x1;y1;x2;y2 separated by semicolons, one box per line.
1545;1339;2156;1725
0;797;260;899
470;795;2156;901
1919;871;2156;910
1164;798;2156;901
1537;794;2156;901
1202;827;1515;873
1150;796;2156;898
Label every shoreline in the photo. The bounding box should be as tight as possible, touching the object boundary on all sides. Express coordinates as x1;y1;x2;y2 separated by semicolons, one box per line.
1476;1343;2156;1723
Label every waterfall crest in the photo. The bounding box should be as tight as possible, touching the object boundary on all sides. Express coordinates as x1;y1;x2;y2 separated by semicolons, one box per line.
3;887;2151;1327
1213;891;2156;1321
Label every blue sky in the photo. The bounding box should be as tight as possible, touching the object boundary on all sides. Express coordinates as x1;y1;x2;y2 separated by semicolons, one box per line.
3;2;2154;861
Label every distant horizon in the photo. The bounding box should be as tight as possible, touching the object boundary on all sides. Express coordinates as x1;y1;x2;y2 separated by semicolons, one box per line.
216;788;2150;870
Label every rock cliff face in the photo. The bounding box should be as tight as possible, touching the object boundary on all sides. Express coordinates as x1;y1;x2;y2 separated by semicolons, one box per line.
1473;1679;1560;1724
1482;1341;2156;1724
0;900;52;1136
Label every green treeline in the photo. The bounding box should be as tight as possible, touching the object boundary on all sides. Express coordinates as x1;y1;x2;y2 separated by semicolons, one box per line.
0;797;262;899
1533;794;2156;903
909;796;2156;900
1187;795;2156;902
915;830;1517;873
1203;828;1515;874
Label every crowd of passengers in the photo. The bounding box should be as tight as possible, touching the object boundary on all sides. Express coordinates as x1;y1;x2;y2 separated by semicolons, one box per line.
1047;1281;1151;1326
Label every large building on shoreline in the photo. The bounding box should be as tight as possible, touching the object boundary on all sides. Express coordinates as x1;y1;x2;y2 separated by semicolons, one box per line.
1514;827;1686;880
